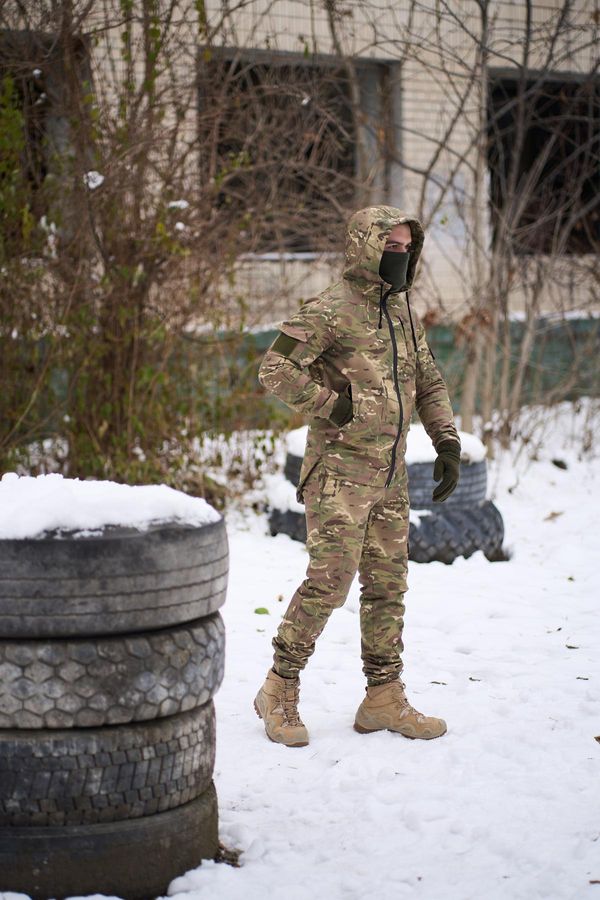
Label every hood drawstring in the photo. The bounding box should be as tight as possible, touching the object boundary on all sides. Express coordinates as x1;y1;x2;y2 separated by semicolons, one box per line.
378;283;394;329
379;285;418;353
406;291;418;353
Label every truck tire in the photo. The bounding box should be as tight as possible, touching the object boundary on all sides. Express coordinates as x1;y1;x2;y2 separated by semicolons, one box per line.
269;508;308;543
408;501;505;564
0;613;225;729
284;451;487;510
0;702;215;826
0;782;218;900
268;502;505;565
0;519;228;638
408;459;487;509
284;452;303;488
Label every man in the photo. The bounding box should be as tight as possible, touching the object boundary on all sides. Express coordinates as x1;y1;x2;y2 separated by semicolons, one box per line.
254;206;461;747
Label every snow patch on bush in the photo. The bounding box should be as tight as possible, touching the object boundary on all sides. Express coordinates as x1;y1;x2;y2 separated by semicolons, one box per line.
83;170;104;190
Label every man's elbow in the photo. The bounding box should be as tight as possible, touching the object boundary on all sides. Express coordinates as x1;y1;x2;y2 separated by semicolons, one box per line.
258;353;276;394
258;350;294;398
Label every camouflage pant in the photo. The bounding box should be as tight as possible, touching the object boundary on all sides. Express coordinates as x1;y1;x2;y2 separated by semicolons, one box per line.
272;462;409;686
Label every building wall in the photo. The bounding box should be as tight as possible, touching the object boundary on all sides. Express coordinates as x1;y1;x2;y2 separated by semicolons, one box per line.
5;2;594;326
192;0;598;326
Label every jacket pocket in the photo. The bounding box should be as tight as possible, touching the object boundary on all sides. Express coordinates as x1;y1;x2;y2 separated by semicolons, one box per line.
333;391;383;449
337;384;357;432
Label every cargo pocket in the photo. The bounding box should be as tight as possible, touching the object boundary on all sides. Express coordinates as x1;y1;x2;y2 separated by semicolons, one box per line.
296;459;320;504
318;466;340;498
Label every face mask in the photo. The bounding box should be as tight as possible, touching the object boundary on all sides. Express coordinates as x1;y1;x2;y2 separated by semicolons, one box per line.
379;250;410;291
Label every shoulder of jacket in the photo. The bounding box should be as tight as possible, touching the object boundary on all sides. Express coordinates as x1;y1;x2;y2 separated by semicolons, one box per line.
317;280;355;316
291;282;348;321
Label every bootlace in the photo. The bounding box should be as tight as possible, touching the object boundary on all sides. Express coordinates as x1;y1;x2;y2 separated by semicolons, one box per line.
281;681;303;727
393;681;426;722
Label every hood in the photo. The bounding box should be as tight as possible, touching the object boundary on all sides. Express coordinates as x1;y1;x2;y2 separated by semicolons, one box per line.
342;206;425;292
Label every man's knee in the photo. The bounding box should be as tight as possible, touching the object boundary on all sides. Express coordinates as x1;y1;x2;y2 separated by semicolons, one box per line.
297;573;352;612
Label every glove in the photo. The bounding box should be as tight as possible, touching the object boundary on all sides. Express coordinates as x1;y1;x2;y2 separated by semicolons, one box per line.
329;386;353;427
432;440;461;502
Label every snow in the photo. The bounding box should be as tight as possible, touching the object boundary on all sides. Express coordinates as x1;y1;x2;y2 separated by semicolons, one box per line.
405;424;485;464
237;251;338;261
285;425;308;458
509;309;599;321
168;200;190;210
194;403;600;900
1;403;599;899
286;424;486;464
83;171;104;190
0;473;220;539
261;472;304;514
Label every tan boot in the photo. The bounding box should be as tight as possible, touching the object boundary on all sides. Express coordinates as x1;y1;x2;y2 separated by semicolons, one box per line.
254;669;309;747
354;680;447;740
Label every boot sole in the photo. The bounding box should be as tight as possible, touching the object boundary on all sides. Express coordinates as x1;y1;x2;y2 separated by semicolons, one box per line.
253;700;309;748
354;721;446;740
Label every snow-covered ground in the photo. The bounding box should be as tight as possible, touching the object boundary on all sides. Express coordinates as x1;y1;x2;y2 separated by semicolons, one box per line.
170;406;600;900
1;403;598;900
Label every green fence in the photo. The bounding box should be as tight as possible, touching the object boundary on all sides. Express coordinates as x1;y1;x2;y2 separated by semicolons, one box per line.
5;317;599;452
243;317;599;415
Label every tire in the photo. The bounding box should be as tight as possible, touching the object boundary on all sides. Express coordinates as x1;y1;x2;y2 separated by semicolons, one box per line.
0;702;215;826
269;508;307;543
407;459;487;510
268;502;505;565
0;519;228;638
284;451;303;488
284;450;487;510
0;613;225;729
408;501;505;564
0;782;218;900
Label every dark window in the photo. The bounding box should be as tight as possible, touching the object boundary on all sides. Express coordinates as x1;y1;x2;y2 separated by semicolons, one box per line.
487;73;600;255
198;52;358;253
0;29;91;220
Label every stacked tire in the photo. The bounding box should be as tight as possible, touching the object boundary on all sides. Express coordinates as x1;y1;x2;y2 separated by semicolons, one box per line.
0;519;228;900
270;435;504;564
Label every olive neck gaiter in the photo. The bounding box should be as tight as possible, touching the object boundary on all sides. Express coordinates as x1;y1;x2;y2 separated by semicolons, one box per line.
379;250;410;292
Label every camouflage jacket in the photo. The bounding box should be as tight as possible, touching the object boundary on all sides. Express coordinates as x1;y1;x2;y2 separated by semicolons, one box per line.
258;206;460;502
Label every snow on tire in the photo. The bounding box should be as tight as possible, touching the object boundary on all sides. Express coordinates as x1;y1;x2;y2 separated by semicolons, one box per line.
0;702;215;827
0;613;225;729
0;519;228;638
0;782;218;900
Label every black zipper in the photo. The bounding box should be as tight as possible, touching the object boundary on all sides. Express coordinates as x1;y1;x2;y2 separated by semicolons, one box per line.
380;297;403;487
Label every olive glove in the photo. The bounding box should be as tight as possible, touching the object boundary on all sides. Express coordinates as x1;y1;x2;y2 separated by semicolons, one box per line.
329;386;353;428
432;440;461;503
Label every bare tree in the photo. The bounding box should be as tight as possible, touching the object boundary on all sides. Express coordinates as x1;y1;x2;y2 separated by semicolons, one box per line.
375;0;599;445
1;0;597;488
0;0;370;483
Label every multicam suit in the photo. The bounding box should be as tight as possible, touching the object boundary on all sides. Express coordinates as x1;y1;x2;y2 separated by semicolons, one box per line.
259;206;460;685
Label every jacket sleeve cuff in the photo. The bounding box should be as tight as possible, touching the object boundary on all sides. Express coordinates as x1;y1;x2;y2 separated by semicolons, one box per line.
313;387;338;419
435;438;461;457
